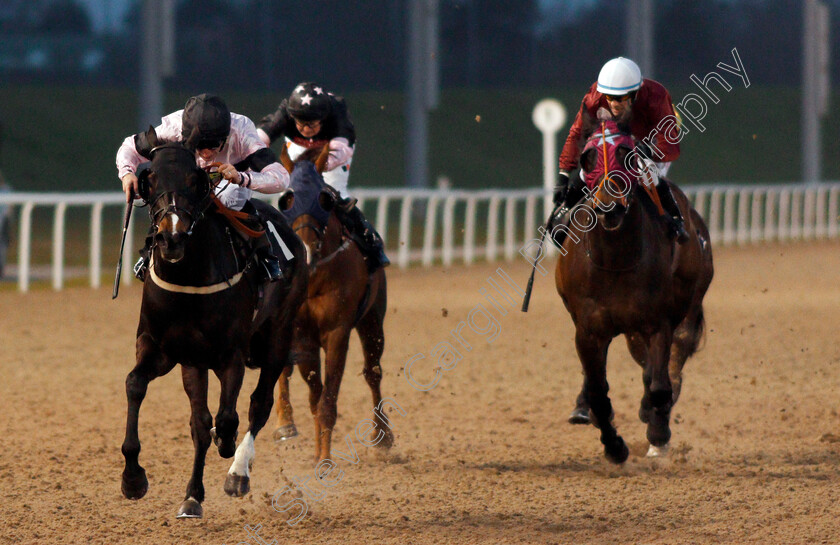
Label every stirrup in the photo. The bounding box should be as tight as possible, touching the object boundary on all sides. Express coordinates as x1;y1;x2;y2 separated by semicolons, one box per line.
258;256;283;283
133;257;147;281
670;218;690;244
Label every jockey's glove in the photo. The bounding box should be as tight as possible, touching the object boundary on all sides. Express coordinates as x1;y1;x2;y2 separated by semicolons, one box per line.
553;171;570;206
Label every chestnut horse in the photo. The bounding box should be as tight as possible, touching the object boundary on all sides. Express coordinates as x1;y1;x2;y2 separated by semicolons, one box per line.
120;128;307;517
274;144;393;463
555;121;713;463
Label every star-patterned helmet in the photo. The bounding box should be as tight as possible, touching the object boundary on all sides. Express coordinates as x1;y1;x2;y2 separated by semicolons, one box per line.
287;82;332;122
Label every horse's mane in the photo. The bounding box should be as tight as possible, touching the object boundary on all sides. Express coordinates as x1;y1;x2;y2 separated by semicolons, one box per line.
295;145;327;164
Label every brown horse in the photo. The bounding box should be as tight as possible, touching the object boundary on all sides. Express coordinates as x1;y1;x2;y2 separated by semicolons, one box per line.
273;144;393;463
554;121;713;463
120;128;307;517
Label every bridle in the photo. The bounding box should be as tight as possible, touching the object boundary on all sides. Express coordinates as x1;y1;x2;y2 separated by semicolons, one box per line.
294;221;324;256
294;216;352;269
145;145;215;237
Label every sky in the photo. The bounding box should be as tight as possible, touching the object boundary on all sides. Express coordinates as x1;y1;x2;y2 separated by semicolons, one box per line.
76;0;600;34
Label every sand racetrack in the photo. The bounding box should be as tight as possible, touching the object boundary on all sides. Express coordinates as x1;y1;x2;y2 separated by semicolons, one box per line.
2;241;840;545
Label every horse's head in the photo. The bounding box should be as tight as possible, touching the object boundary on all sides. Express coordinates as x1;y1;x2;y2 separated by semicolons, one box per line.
579;119;639;231
136;126;213;263
277;144;336;265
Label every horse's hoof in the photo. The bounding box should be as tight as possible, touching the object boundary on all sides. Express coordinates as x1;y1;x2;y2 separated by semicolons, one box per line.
121;467;149;500
176;497;203;519
273;424;299;443
646;443;670;458
376;429;395;449
224;473;250;497
639;406;651;424
568;407;591;425
605;438;630;464
211;427;238;459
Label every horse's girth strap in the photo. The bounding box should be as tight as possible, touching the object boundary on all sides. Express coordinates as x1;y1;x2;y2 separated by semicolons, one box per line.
211;195;265;238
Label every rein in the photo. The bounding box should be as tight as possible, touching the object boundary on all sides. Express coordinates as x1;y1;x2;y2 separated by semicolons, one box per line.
294;219;352;270
211;195;264;238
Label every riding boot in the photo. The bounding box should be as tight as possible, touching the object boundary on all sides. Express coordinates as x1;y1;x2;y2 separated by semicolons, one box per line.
340;203;390;270
548;175;586;249
656;181;690;243
133;225;155;281
240;200;283;283
253;231;283;283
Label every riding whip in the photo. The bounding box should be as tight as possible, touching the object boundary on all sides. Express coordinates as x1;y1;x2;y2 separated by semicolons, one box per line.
521;203;561;313
112;195;134;299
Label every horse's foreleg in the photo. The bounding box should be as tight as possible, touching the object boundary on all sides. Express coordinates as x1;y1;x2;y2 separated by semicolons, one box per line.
212;358;244;460
317;329;352;463
644;325;675;456
355;307;393;449
121;333;173;501
273;364;298;442
178;365;212;518
291;332;323;464
576;329;628;464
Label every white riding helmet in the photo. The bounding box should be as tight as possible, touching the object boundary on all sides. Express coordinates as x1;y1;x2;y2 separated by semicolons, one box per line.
596;57;642;94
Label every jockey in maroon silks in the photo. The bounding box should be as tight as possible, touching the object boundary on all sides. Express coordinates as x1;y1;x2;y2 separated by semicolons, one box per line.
554;57;689;243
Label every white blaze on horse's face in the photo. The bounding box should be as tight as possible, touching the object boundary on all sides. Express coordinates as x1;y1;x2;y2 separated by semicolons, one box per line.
169;194;180;234
304;242;313;265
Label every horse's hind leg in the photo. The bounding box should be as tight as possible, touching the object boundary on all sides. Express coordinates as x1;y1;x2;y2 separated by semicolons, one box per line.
643;325;676;457
576;329;628;464
568;383;591;425
226;335;292;498
273;364;299;442
177;365;212;518
669;305;705;404
356;297;394;449
121;334;174;501
212;358;244;459
625;333;653;424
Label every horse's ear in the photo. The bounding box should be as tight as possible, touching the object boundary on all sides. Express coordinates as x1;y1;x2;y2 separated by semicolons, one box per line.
134;125;159;159
279;143;295;174
318;189;336;212
278;188;295;211
314;143;330;174
580;148;596;172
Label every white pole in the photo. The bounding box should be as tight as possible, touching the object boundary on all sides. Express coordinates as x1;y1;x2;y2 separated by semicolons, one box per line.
532;99;567;222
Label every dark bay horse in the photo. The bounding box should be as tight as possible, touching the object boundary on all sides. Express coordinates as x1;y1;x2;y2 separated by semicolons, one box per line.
555;120;713;463
120;127;307;517
273;144;392;463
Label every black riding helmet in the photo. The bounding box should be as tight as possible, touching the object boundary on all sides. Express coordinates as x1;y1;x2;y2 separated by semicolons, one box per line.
181;94;231;149
286;82;332;122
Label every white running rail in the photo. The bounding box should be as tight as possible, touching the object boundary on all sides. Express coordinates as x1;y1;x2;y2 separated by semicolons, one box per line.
1;182;839;292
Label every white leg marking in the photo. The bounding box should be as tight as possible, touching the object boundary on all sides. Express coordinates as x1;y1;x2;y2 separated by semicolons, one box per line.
228;431;255;477
646;443;670;458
